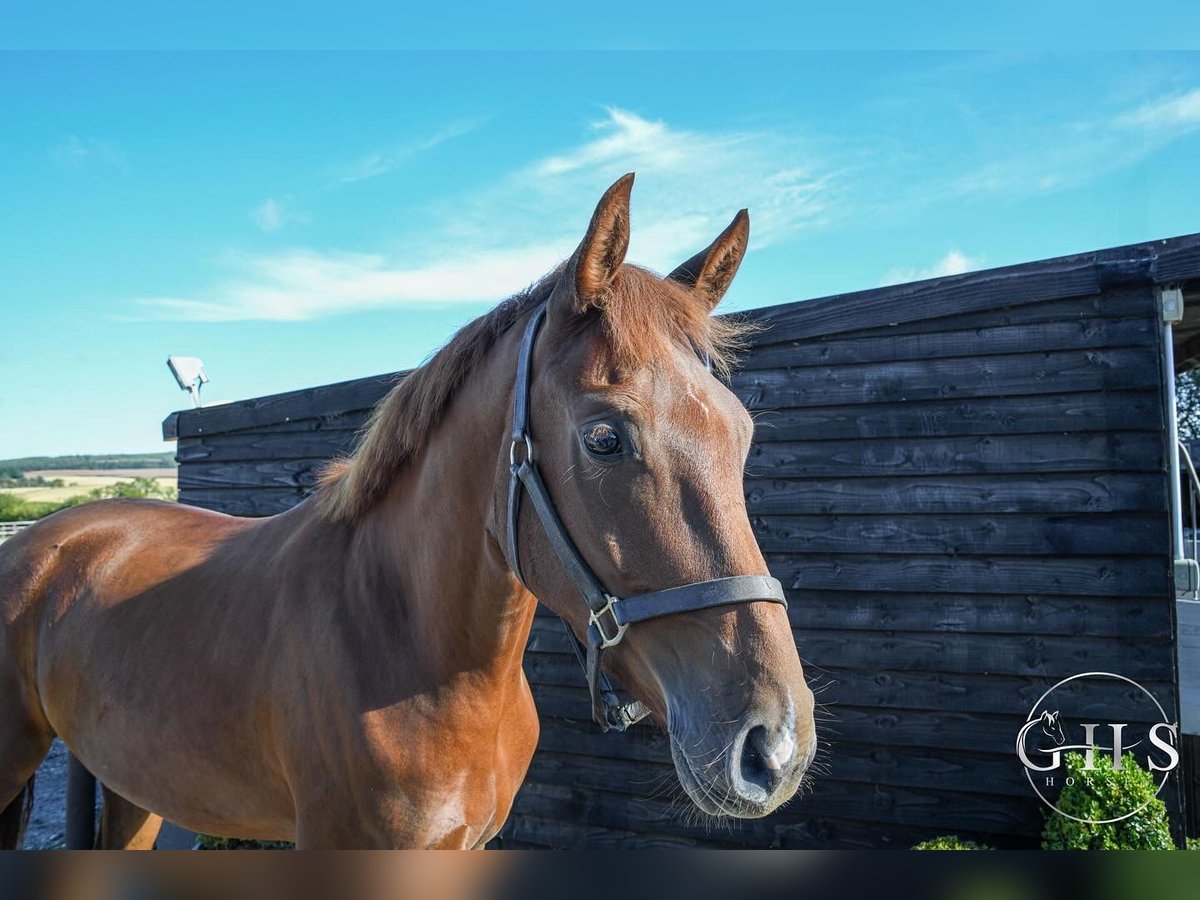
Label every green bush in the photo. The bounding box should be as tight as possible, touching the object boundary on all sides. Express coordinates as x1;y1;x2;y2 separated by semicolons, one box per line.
1041;751;1175;849
0;492;62;522
196;834;293;850
85;476;177;502
912;835;992;850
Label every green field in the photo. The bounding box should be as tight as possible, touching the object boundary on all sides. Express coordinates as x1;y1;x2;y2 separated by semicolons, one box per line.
0;454;178;522
4;470;177;503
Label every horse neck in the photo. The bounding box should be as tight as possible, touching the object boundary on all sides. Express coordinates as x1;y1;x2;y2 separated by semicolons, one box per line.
347;320;533;682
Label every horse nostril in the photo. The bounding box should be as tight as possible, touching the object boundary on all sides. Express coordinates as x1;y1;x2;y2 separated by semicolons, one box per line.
739;725;776;796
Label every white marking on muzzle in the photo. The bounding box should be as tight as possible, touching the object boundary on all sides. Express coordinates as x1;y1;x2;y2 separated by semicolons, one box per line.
764;691;798;772
763;731;795;772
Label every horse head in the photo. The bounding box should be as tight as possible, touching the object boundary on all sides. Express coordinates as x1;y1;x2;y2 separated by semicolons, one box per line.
510;175;816;818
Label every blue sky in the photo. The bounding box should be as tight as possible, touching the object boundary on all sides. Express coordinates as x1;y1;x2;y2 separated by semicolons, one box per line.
3;49;1200;457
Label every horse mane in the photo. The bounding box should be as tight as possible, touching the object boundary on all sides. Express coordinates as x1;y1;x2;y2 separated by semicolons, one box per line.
314;264;749;523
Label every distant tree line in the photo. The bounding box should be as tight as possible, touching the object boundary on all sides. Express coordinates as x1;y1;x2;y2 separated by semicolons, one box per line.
0;452;176;472
0;470;65;488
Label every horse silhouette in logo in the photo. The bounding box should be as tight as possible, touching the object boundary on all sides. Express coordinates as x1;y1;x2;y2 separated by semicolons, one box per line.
1037;710;1066;749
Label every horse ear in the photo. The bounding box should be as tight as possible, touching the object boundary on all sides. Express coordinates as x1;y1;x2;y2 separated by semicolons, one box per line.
668;209;750;312
560;173;634;312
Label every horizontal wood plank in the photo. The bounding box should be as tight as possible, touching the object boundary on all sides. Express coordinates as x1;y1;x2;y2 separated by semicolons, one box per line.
169;372;400;439
177;488;305;517
743;258;1102;345
741;315;1156;370
745;431;1163;478
837;285;1154;340
213;411;369;437
1154;239;1200;283
749;391;1163;443
785;590;1172;637
751;511;1166;557
764;553;1169;598
731;347;1159;411
176;432;360;464
178;459;325;490
745;473;1166;515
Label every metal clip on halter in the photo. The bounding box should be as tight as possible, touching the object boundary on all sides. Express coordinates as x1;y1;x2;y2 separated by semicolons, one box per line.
509;435;533;469
588;595;628;649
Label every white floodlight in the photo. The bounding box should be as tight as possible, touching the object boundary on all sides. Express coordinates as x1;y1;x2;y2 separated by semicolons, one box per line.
167;356;209;408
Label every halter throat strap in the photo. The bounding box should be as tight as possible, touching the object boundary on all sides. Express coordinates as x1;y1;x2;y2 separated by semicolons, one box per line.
503;301;787;732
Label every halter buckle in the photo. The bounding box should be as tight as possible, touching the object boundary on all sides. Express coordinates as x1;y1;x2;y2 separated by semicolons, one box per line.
509;434;534;469
589;594;628;649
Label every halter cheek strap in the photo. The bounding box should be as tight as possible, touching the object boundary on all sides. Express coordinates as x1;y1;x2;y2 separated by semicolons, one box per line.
503;302;788;733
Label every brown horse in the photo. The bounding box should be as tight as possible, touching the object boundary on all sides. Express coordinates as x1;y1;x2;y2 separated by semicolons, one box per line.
0;175;815;849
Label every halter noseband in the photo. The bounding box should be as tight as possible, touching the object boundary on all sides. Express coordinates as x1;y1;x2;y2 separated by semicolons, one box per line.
503;302;788;732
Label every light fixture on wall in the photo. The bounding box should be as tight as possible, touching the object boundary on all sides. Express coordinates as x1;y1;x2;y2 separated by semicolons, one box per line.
167;356;209;408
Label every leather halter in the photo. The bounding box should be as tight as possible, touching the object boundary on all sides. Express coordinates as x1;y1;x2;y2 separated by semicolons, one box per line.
503;302;788;732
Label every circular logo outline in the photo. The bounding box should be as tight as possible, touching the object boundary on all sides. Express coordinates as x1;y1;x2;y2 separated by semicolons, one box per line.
1017;671;1174;825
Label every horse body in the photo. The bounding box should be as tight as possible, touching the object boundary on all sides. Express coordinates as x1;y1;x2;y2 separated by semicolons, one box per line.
2;319;539;847
0;175;815;848
7;501;296;840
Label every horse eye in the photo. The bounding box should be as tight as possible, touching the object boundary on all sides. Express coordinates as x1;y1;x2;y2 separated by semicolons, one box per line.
583;423;622;456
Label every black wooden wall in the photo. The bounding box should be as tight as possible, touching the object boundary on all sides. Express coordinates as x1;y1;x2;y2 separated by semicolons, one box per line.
166;235;1200;848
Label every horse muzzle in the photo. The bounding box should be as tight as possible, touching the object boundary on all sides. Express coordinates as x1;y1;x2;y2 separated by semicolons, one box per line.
669;693;817;818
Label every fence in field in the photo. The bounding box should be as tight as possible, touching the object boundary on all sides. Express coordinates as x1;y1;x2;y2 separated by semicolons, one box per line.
0;520;36;543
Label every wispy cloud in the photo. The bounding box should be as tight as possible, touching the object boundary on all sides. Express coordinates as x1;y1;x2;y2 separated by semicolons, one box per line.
250;197;311;233
1115;87;1200;130
881;249;982;286
139;244;566;322
436;107;832;267
50;135;128;173
138;108;834;322
333;119;483;185
536;108;692;175
921;85;1195;204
